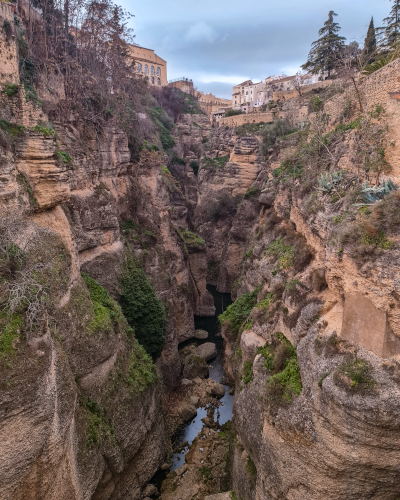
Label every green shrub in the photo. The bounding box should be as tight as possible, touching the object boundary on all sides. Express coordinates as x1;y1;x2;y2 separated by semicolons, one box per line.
246;455;257;478
257;293;274;310
257;343;275;371
308;95;324;113
244;187;261;199
150;107;175;150
242;360;254;385
2;83;18;97
208;192;241;220
189;160;199;175
234;122;266;136
202;155;229;171
219;286;260;336
85;398;114;447
126;339;159;393
119;260;167;359
55;150;72;165
260;119;297;155
170;151;186;166
225;109;243;117
335;358;374;392
0;119;25;137
265;334;302;403
266;237;294;272
33;124;56;136
272;158;303;182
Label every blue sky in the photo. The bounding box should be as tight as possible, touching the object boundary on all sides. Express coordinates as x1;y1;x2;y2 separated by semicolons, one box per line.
120;0;390;98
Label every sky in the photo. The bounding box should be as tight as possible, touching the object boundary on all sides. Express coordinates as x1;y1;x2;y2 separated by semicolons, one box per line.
119;0;391;99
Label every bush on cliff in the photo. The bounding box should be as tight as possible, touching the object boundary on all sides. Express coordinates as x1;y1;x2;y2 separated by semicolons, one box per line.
225;109;243;117
119;259;167;360
260;119;297;156
219;286;261;337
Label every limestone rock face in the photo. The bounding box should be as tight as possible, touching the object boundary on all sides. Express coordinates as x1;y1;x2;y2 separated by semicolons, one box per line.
183;354;209;380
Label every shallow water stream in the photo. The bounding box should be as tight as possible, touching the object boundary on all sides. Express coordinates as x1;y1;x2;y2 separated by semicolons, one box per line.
170;285;233;471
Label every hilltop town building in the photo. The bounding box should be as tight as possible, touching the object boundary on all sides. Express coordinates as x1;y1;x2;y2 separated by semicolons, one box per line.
128;45;168;86
232;72;329;113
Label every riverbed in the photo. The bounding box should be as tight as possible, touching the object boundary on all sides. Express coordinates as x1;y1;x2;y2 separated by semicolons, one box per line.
170;285;233;471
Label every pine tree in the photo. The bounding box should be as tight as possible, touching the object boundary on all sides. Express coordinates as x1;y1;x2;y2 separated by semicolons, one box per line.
378;0;400;45
302;11;346;78
361;18;377;65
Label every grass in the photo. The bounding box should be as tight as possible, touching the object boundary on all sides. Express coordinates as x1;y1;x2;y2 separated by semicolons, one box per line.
0;311;24;359
81;272;123;335
219;286;260;337
335;358;374;392
360;230;394;249
234;122;266;136
199;466;212;483
265;237;294;272
257;293;274;310
85;398;114;447
178;230;205;246
263;334;302;404
241;360;254;385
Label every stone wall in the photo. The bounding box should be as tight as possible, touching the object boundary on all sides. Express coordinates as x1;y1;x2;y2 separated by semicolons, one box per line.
218;111;286;128
273;79;333;101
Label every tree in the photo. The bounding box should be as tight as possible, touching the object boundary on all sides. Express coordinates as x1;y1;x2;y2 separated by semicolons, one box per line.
378;0;400;45
302;11;346;78
293;71;307;97
119;260;167;360
361;17;377;65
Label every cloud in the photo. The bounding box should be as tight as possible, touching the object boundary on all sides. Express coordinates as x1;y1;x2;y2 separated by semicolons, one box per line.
186;22;217;44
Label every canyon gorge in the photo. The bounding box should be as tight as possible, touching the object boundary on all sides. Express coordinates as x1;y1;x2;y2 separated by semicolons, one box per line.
1;1;400;499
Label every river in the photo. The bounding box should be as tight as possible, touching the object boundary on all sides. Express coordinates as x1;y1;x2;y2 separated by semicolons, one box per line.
170;285;233;471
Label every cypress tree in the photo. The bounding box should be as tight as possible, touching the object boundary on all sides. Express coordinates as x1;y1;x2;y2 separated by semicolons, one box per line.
302;11;346;78
378;0;400;45
361;18;377;65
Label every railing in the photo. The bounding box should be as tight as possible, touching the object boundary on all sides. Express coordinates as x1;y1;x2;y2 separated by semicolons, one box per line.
168;77;193;84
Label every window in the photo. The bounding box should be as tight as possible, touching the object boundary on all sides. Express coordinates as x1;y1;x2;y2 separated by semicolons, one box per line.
157;78;161;85
246;91;248;95
137;63;142;72
144;65;148;74
151;76;155;84
157;67;161;76
151;66;155;75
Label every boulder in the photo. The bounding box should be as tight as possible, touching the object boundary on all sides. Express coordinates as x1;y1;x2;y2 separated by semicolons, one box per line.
205;493;232;500
161;463;171;471
180;404;197;422
143;484;158;497
181;378;192;386
210;383;225;398
194;329;209;339
190;395;200;406
183;354;209;379
195;342;217;361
